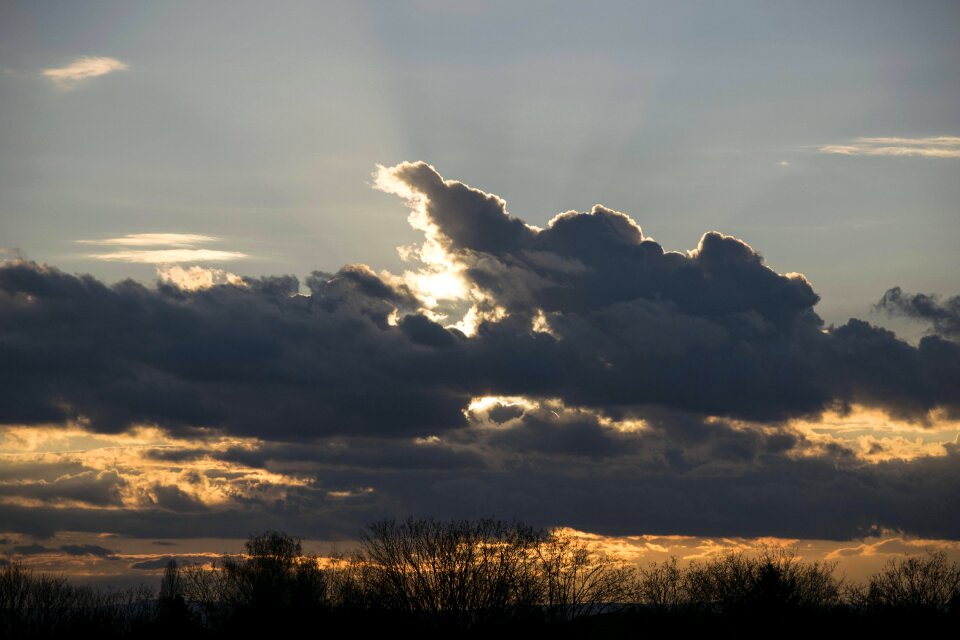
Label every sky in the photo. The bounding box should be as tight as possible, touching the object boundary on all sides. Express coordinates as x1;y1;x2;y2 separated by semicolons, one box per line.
1;1;959;584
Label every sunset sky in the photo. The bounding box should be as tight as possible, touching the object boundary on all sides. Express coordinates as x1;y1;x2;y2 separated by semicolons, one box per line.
1;1;959;585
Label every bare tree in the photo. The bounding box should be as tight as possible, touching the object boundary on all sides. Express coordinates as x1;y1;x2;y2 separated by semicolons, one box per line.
637;557;685;612
682;544;841;615
0;560;156;636
534;530;637;621
853;550;960;613
358;517;546;628
180;530;328;631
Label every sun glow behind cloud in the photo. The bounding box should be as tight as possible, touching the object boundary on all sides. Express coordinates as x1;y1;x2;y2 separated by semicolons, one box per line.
375;164;472;308
374;163;518;335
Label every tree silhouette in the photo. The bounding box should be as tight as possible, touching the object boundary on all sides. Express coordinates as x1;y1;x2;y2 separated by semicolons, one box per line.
181;530;327;633
534;529;636;621
357;517;546;629
0;560;155;637
667;545;841;616
6;522;960;635
637;557;685;612
852;550;960;614
157;559;193;629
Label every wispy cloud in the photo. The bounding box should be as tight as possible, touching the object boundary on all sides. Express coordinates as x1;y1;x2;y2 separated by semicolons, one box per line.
88;249;247;264
78;233;218;248
819;136;960;158
41;56;128;89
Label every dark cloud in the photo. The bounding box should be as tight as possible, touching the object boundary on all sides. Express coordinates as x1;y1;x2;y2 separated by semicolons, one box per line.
1;161;958;542
215;438;485;472
0;468;125;507
130;556;213;570
0;261;468;437
59;544;115;557
150;485;206;513
12;543;52;556
2;440;957;542
9;543;114;557
1;220;957;436
375;162;959;422
486;402;525;424
129;557;180;570
876;287;960;339
825;319;960;419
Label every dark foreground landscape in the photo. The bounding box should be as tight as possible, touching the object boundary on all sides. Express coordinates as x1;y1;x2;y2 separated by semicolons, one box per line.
2;518;958;637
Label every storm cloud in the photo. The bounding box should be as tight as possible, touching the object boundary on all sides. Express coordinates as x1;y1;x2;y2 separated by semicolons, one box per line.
1;161;958;541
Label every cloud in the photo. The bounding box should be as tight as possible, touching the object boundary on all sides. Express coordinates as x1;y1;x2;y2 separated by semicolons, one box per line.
3;163;959;431
157;265;246;291
129;555;216;570
1;161;959;541
41;56;128;90
0;434;958;541
819;136;960;158
11;543;52;556
876;287;960;339
59;543;115;557
86;249;248;263
79;232;247;265
10;543;114;557
78;233;219;248
0;466;125;507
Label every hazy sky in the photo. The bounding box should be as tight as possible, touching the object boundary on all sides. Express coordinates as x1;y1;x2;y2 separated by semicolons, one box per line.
1;1;959;583
2;1;958;328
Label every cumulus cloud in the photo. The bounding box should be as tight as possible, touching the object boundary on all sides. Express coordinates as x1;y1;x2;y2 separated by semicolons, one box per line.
1;161;959;541
157;265;246;291
41;56;128;89
819;136;960;158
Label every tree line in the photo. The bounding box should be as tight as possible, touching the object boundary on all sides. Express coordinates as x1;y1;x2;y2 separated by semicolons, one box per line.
2;517;959;636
